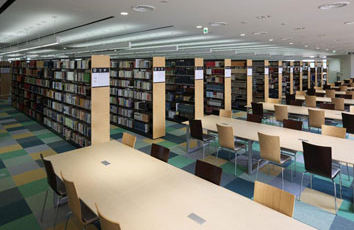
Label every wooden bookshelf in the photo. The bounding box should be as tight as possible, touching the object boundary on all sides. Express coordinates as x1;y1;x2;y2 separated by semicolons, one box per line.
252;60;268;102
204;59;231;115
0;61;12;98
231;59;252;110
11;57;109;148
109;57;165;139
282;61;293;95
310;62;316;88
165;58;203;122
302;61;311;90
293;61;302;93
268;61;282;99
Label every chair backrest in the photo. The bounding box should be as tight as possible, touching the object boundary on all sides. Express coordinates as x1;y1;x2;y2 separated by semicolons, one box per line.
254;181;295;218
340;85;348;91
283;119;303;131
351;82;354;87
219;109;232;118
305;95;316;108
350;106;354;113
321;125;346;139
319;103;335;110
331;97;344;111
289;100;303;106
346;91;354;99
195;160;222;185
308;109;325;128
285;94;296;105
325;89;335;98
342;113;354;134
150;143;170;163
323;85;332;90
41;154;60;195
274;105;288;122
307;88;316;96
61;172;82;221
247;113;262;123
302;141;332;178
122;133;137;148
267;98;280;104
314;86;322;90
251;102;263;117
296;91;306;96
189;119;203;141
340;94;353;99
335;82;341;86
257;132;281;163
315;92;325;97
216;124;235;150
95;203;121;230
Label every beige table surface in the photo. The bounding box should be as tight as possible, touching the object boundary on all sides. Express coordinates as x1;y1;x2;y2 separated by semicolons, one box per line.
295;95;354;105
315;90;346;95
46;140;315;230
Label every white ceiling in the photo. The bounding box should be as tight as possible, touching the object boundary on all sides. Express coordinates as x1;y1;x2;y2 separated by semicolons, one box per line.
1;0;354;60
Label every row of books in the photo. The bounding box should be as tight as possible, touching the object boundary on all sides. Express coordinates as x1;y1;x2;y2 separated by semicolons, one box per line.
63;128;91;147
206;91;223;99
24;77;51;88
63;94;91;110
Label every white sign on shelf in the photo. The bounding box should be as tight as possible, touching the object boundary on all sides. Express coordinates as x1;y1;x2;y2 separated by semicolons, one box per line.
265;68;269;75
279;67;283;73
300;67;303;72
92;68;109;88
247;68;253;76
225;68;231;78
290;67;294;73
153;68;165;83
195;69;204;80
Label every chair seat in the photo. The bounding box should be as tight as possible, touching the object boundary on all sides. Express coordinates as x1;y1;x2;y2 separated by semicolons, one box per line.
280;154;292;164
202;133;215;142
55;176;66;196
80;200;99;224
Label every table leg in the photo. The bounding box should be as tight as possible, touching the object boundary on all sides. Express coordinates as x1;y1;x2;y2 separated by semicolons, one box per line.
247;140;253;175
186;126;190;152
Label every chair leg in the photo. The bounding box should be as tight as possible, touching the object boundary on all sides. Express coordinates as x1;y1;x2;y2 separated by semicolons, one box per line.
40;189;49;221
255;159;261;182
333;181;337;214
294;154;297;178
64;212;72;230
234;153;238;176
53;197;61;230
215;147;220;162
339;172;343;199
281;167;284;190
310;174;313;189
290;162;293;182
346;163;350;181
299;173;305;201
202;142;205;160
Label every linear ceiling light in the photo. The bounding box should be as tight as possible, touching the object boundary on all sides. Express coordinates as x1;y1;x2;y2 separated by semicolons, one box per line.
0;37;60;55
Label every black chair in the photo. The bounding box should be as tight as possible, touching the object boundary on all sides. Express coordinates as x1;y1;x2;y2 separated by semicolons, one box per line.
151;143;170;163
307;88;316;96
251;102;263;117
195;160;222;185
299;142;342;214
285;94;296;105
320;103;335;110
342;113;354;134
40;154;67;229
335;82;341;86
315;92;325;97
340;94;352;99
290;100;303;106
189;119;216;159
324;85;331;90
283;119;303;131
344;80;350;84
247;113;262;123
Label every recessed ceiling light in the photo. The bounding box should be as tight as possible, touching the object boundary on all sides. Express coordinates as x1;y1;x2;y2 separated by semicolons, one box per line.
344;21;354;25
120;12;128;16
316;47;320;49
318;2;350;10
268;39;274;41
256;15;271;19
196;25;203;29
326;49;330;51
289;42;294;45
294;27;305;30
131;5;156;12
333;50;337;53
209;22;227;27
310;55;315;58
253;31;267;35
240;33;246;37
281;37;293;41
304;45;309;48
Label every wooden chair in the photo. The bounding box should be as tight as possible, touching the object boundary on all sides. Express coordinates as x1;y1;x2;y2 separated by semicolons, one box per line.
308;109;325;132
315;92;325;97
289;100;303;106
319;103;335;110
321;125;346;139
274;105;288;124
254;181;295;218
40;154;67;229
283;119;303;131
331;98;344;111
267;98;280;104
285;94;296;105
247;113;262;123
195;160;222;185
95;203;121;230
150;143;170;163
219;109;232;118
300;142;342;214
314;86;322;90
340;85;348;92
325;89;336;98
189;119;216;159
216;124;246;175
346;91;354;99
61;172;99;230
256;132;293;189
305;95;316;108
350;106;354;113
296;91;306;96
122;132;137;148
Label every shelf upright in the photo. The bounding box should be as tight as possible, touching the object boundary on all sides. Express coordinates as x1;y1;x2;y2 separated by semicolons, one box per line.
268;61;282;100
231;59;252;110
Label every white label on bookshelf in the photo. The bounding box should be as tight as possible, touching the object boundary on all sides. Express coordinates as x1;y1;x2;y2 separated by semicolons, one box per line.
290;67;294;73
225;68;231;78
195;69;204;80
153;70;165;83
300;67;303;72
247;68;253;76
92;68;109;87
265;68;269;75
279;67;283;73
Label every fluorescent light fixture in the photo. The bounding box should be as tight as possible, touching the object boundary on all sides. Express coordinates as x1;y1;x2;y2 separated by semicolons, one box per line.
240;34;246;37
0;37;60;56
68;42;131;54
120;12;128;16
318;2;349;10
268;39;274;41
132;35;216;47
196;25;203;29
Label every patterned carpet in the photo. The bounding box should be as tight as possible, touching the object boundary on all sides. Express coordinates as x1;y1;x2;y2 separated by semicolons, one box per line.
0;99;354;230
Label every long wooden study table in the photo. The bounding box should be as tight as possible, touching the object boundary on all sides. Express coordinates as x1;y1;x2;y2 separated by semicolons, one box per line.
46;141;315;230
315;90;346;95
295;95;354;105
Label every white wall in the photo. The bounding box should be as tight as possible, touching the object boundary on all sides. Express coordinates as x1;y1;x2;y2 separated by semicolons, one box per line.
327;54;354;82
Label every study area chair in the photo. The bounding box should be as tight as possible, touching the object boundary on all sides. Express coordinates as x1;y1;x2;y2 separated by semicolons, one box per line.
219;109;232;118
308;109;325;133
254;181;295;218
247;113;262;123
332;98;345;111
95;203;121;230
289;100;303;106
189;119;216;159
340;85;348;92
216;124;246;175
340;94;352;99
283;119;303;131
299;142;342;214
274;105;288;126
323;85;332;90
150;143;170;163
325;89;335;98
285;94;296;105
305;95;316;108
307;88;316;96
319;103;335;110
61;172;99;230
296;91;306;96
266;98;280;104
346;91;354;99
350;106;354;113
195;160;222;185
122;132;137;148
342;113;354;135
256;132;293;190
315;92;325;97
251;102;264;118
40;154;67;229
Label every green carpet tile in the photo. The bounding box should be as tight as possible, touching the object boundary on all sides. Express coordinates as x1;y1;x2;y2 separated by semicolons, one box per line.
0;99;354;230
